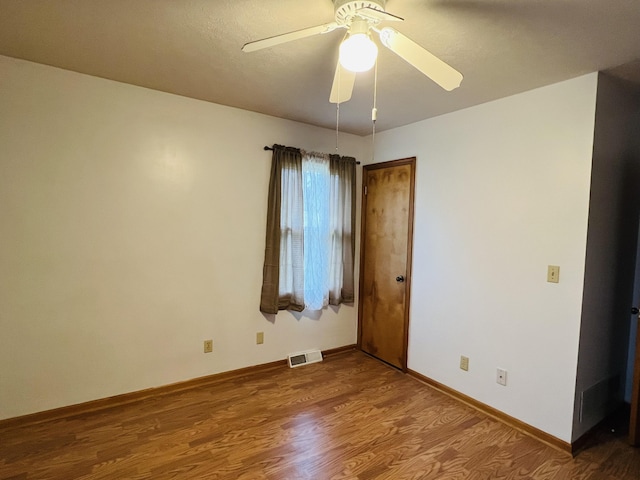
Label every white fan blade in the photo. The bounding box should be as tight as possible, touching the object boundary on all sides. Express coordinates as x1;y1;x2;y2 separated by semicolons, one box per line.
378;27;463;91
329;60;356;104
357;7;404;23
242;22;340;52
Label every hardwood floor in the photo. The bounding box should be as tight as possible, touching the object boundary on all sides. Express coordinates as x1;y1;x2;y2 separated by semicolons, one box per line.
1;350;639;479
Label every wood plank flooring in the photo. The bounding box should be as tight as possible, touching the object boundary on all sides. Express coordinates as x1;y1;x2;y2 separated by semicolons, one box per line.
1;350;639;479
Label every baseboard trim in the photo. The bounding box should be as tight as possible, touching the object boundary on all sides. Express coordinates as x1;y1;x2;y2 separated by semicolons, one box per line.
570;419;599;456
407;369;573;455
570;403;627;455
322;344;357;357
0;344;356;429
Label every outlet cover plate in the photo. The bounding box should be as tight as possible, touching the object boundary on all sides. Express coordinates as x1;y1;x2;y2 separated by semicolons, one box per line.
460;356;469;371
497;368;507;386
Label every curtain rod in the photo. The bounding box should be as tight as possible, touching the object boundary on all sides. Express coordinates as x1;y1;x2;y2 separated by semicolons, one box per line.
263;146;360;164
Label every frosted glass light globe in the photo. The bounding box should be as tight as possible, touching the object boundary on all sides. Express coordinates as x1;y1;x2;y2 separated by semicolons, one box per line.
339;33;378;72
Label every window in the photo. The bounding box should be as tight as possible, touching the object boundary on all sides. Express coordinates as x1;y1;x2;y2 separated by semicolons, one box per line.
260;145;356;313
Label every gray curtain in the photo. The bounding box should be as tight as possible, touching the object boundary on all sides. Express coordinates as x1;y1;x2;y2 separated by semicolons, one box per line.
329;154;356;304
260;145;304;313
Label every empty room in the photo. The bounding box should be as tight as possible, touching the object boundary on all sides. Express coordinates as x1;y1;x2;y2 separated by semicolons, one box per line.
2;1;640;478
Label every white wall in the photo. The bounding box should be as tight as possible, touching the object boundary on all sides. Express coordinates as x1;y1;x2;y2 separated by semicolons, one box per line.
365;74;599;442
0;56;363;420
574;74;640;426
573;74;640;440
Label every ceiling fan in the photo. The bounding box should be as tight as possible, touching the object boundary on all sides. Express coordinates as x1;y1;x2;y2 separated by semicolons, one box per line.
242;0;463;104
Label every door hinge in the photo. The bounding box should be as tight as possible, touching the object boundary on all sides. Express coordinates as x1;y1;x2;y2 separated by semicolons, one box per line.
364;185;368;195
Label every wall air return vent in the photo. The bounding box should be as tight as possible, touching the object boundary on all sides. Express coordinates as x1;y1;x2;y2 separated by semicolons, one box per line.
287;349;323;368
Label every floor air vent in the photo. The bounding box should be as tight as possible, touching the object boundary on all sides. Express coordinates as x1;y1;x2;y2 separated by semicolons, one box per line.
288;349;323;368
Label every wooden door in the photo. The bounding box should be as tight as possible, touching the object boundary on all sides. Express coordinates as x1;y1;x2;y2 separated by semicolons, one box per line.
358;158;415;370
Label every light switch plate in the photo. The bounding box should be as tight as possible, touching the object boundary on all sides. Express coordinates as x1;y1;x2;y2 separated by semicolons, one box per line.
547;265;560;283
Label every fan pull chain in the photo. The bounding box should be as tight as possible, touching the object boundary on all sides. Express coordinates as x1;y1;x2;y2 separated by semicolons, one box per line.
335;61;341;152
336;101;340;152
371;59;378;162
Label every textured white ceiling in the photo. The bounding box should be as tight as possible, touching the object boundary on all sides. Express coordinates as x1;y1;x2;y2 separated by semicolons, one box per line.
1;0;639;135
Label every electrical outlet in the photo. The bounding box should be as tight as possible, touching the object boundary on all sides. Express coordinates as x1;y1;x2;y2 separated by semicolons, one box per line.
460;355;469;371
497;368;507;386
204;339;213;353
256;332;264;345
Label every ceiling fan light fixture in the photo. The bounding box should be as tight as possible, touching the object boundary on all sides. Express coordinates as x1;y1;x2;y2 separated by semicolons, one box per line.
339;32;378;72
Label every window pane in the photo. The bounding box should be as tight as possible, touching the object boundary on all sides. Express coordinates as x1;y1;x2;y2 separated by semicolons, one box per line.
302;154;330;310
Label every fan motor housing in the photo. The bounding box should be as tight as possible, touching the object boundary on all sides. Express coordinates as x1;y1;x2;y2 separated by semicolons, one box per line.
334;0;386;25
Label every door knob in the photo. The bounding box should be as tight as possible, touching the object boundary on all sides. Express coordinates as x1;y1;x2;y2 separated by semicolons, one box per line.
632;307;639;315
396;275;405;283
